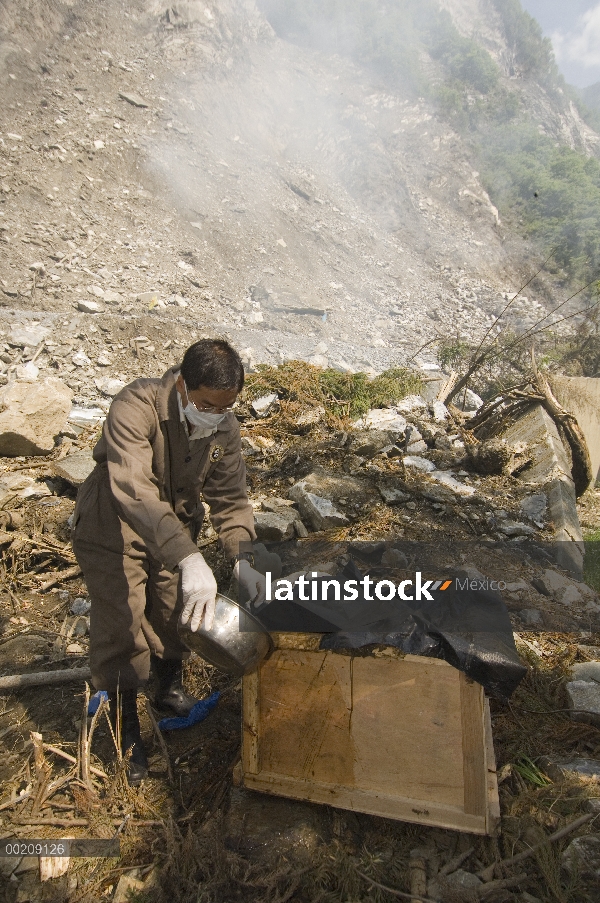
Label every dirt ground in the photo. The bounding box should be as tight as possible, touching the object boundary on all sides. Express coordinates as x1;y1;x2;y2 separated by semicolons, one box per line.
1;416;600;902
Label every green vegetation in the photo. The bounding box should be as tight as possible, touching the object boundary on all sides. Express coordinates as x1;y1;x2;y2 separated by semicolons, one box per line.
258;0;600;290
583;533;600;592
489;0;557;83
479;124;600;284
244;361;422;419
257;0;499;97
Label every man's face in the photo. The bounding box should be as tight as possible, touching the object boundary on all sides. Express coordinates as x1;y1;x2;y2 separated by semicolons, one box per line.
176;373;239;413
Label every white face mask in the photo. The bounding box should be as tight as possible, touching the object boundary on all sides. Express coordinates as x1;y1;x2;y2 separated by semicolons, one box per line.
184;407;226;430
182;381;226;430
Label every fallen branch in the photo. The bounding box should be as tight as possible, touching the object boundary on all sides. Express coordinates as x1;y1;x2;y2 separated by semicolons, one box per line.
15;817;164;827
478;812;594;881
0;667;91;691
531;349;593;496
39;565;82;592
439;846;475;877
145;699;174;785
479;874;528;897
356;869;438;903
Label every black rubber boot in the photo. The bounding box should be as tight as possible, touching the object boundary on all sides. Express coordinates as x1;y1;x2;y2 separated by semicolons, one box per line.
152;655;198;717
108;690;148;786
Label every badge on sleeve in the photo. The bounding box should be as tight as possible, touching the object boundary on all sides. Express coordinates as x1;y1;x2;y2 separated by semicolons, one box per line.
210;444;224;463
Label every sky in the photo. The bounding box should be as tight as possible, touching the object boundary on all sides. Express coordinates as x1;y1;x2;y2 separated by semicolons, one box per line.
520;0;600;88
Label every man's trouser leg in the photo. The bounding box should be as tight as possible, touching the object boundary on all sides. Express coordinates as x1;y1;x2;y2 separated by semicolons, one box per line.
72;469;189;692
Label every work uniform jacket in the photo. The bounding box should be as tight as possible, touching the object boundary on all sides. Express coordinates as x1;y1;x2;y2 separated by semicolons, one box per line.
75;366;256;568
72;368;256;690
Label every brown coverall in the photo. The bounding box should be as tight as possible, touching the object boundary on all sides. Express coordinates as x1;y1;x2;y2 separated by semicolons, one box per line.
72;367;256;692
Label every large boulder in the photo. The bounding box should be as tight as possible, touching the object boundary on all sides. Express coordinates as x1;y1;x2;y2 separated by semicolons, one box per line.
0;378;73;456
289;468;378;531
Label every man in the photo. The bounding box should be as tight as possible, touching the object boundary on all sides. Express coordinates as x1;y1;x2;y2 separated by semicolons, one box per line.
72;339;267;784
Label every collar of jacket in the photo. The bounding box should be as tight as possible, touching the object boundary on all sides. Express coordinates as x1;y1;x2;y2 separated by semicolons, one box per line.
155;367;233;434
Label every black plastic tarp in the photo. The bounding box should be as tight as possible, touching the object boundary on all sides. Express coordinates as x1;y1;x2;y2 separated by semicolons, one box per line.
253;558;526;699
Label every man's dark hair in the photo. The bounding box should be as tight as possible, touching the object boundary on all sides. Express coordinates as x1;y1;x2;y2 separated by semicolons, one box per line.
180;339;245;392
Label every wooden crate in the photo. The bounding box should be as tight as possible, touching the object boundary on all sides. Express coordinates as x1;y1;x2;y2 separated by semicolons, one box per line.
239;640;499;834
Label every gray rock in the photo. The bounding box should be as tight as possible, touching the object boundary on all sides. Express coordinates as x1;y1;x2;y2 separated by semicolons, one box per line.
254;509;298;542
585;798;600;814
8;323;50;347
77;299;105;314
15;361;39;381
378;483;411;504
0;855;22;877
355;408;407;434
14;856;38;874
498;520;536;536
430;471;475;496
261;497;295;512
73;617;89;637
403;455;436;472
395;394;427;413
251;393;279;418
289;484;348;532
445;869;482;890
68;405;105;425
348;430;391;458
539;756;600;781
71;597;91;616
95;378;125;397
519;609;543;626
119;90;149;108
53;451;95;486
570;662;600;682
520;493;547;523
420;488;454;505
431;400;449;422
294;519;309;538
562;834;600;879
136;290;160;303
293;468;378;509
0;377;73;456
458;388;483;412
505;579;529;592
381;548;409;568
561;585;584;605
565;679;600;726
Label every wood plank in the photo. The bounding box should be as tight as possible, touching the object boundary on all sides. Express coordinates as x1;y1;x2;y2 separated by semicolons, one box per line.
460;675;487;817
259;650;355;785
256;650;467;807
483;699;500;833
242;667;260;775
242;647;496;834
349;656;465;807
241;771;488;834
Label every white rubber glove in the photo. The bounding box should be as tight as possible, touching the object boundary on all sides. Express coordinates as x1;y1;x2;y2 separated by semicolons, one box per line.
178;552;217;631
233;560;267;609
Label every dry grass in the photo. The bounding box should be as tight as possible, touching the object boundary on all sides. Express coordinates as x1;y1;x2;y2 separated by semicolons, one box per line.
243;362;422;423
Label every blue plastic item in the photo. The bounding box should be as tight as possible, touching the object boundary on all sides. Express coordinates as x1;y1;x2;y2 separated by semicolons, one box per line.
88;690;108;715
158;691;220;731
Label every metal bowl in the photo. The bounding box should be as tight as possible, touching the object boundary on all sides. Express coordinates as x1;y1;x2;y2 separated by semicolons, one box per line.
177;593;273;676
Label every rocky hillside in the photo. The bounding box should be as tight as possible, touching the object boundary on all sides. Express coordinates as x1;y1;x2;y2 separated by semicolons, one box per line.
1;0;599;402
